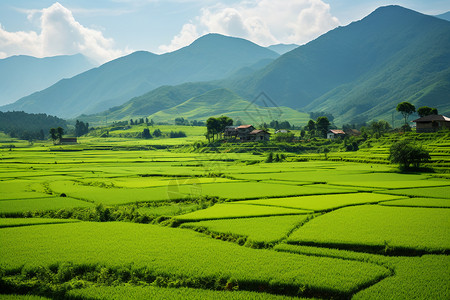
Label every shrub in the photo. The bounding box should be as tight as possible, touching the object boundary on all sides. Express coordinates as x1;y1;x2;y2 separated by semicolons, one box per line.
169;131;187;138
389;140;430;170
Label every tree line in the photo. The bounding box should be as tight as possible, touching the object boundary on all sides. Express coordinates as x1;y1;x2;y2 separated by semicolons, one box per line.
0;111;66;141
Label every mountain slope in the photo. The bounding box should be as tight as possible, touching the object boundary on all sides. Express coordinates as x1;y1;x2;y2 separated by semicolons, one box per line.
227;5;450;124
436;12;450;22
0;34;278;118
149;88;309;125
267;44;299;55
81;82;220;123
0;54;94;106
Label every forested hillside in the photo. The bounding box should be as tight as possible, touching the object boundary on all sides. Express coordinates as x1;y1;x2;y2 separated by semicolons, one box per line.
0;111;66;140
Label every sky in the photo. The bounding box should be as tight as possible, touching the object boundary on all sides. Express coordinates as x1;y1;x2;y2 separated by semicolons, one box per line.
0;0;448;64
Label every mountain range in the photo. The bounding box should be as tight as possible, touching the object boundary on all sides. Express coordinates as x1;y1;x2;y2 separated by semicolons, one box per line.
0;54;94;106
1;5;449;127
225;5;450;124
0;34;278;118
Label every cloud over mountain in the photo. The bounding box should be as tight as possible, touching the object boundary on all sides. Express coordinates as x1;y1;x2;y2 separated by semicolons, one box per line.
159;0;340;52
0;2;128;64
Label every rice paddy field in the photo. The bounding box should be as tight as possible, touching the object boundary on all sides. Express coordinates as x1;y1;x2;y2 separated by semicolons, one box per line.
0;135;449;299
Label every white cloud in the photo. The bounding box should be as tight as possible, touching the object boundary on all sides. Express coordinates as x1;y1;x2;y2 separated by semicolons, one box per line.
0;2;129;64
159;0;340;52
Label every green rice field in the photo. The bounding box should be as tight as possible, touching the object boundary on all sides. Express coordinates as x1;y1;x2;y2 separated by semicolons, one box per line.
0;136;449;299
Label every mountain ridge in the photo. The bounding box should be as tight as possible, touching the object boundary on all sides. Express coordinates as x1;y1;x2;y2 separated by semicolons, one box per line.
1;34;278;118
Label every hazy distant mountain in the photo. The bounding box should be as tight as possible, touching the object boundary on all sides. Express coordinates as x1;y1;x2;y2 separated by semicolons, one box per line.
1;34;278;118
227;5;450;124
267;44;299;55
148;88;309;125
0;54;94;106
435;11;450;21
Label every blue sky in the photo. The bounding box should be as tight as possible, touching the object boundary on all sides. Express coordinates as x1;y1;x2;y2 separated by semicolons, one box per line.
0;0;448;64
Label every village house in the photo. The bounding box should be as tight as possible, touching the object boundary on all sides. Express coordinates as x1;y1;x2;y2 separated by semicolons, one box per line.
223;125;270;142
327;129;346;139
412;114;450;133
57;137;78;145
249;129;271;141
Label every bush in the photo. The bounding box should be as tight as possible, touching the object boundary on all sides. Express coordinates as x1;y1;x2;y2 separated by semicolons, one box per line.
169;131;187;138
389;140;430;170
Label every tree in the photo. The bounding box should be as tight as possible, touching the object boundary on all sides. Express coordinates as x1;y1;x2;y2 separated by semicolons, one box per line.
300;130;305;139
389;140;430;170
396;102;416;125
316;116;330;138
265;152;273;163
142;128;152;139
369;120;391;138
417;106;438;118
56;127;64;140
206;117;220;141
49;128;57;141
75;120;89;137
274;132;295;142
217;116;233;138
153;129;162;137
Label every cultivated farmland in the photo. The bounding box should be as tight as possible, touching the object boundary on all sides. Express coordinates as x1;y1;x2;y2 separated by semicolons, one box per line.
0;136;449;299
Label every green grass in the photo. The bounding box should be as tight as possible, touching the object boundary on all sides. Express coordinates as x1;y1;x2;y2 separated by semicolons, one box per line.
67;285;303;300
0;197;94;214
181;215;311;244
175;203;309;221
287;205;450;253
379;197;450;208
234;193;406;212
0;218;80;228
0;222;390;297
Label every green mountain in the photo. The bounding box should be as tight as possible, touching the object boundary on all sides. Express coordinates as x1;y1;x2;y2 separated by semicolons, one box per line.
227;5;450;125
149;88;309;125
0;54;94;106
80;82;220;123
1;34;278;118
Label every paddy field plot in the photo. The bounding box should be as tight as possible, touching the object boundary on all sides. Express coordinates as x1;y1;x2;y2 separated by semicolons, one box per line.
181;215;311;244
0;222;391;297
235;193;406;212
353;255;450;300
379;197;450;208
274;244;450;300
175;203;310;221
0;217;79;228
48;180;173;204
0;197;94;215
287;205;450;253
377;186;450;199
67;286;303;300
198;181;357;200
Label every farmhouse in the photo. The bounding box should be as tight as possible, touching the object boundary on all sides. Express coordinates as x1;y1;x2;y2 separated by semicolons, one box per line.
223;125;270;142
58;137;78;145
412;114;450;133
249;129;271;141
327;129;346;139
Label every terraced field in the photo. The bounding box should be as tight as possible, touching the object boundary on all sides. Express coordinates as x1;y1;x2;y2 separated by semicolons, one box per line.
0;136;449;299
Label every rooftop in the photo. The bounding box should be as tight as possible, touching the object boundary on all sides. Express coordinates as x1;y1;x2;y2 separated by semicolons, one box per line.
412;114;450;122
